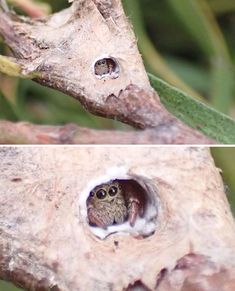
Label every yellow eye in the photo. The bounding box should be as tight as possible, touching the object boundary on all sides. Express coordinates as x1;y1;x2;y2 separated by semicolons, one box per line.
108;186;118;196
96;189;107;199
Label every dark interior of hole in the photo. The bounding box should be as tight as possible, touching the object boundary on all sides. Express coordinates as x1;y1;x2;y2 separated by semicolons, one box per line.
117;179;148;212
126;280;151;291
94;58;118;76
86;179;148;228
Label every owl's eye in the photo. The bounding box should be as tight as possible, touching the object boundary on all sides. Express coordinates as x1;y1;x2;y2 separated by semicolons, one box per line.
108;186;118;196
96;189;107;199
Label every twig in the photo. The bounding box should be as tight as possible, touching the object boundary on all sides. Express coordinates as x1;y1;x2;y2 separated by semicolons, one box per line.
0;0;9;12
8;0;51;17
0;120;214;144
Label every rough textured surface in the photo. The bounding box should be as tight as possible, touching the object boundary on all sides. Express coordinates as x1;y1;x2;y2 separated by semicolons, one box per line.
0;0;213;144
0;147;235;290
0;120;213;145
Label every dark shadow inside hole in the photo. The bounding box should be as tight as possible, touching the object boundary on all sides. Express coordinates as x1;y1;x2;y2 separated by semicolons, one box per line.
94;58;119;77
86;179;148;229
11;177;22;182
126;280;151;291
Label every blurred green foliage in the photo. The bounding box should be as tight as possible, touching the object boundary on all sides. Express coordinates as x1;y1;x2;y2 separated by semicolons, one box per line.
123;0;235;112
0;0;235;290
211;148;235;213
0;280;23;291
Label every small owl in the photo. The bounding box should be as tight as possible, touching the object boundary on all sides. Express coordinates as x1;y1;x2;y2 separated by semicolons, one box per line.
86;180;145;229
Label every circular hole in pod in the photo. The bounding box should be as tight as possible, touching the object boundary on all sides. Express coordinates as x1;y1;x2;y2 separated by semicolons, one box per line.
85;177;159;239
93;57;120;79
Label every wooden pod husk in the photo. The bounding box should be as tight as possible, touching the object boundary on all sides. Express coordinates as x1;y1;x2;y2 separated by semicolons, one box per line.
0;147;235;290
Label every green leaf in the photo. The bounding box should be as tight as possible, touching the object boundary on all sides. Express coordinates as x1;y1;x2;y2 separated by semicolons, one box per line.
0;280;23;291
149;73;235;144
0;55;40;78
0;90;18;120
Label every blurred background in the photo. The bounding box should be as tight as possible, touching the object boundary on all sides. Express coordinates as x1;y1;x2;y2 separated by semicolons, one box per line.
0;0;235;289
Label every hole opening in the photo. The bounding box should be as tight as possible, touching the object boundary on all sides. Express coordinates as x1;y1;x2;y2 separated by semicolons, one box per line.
93;57;119;79
85;177;159;239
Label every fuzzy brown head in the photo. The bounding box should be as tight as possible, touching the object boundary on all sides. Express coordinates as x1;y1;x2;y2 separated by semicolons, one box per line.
87;181;122;207
86;181;127;228
94;58;118;78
